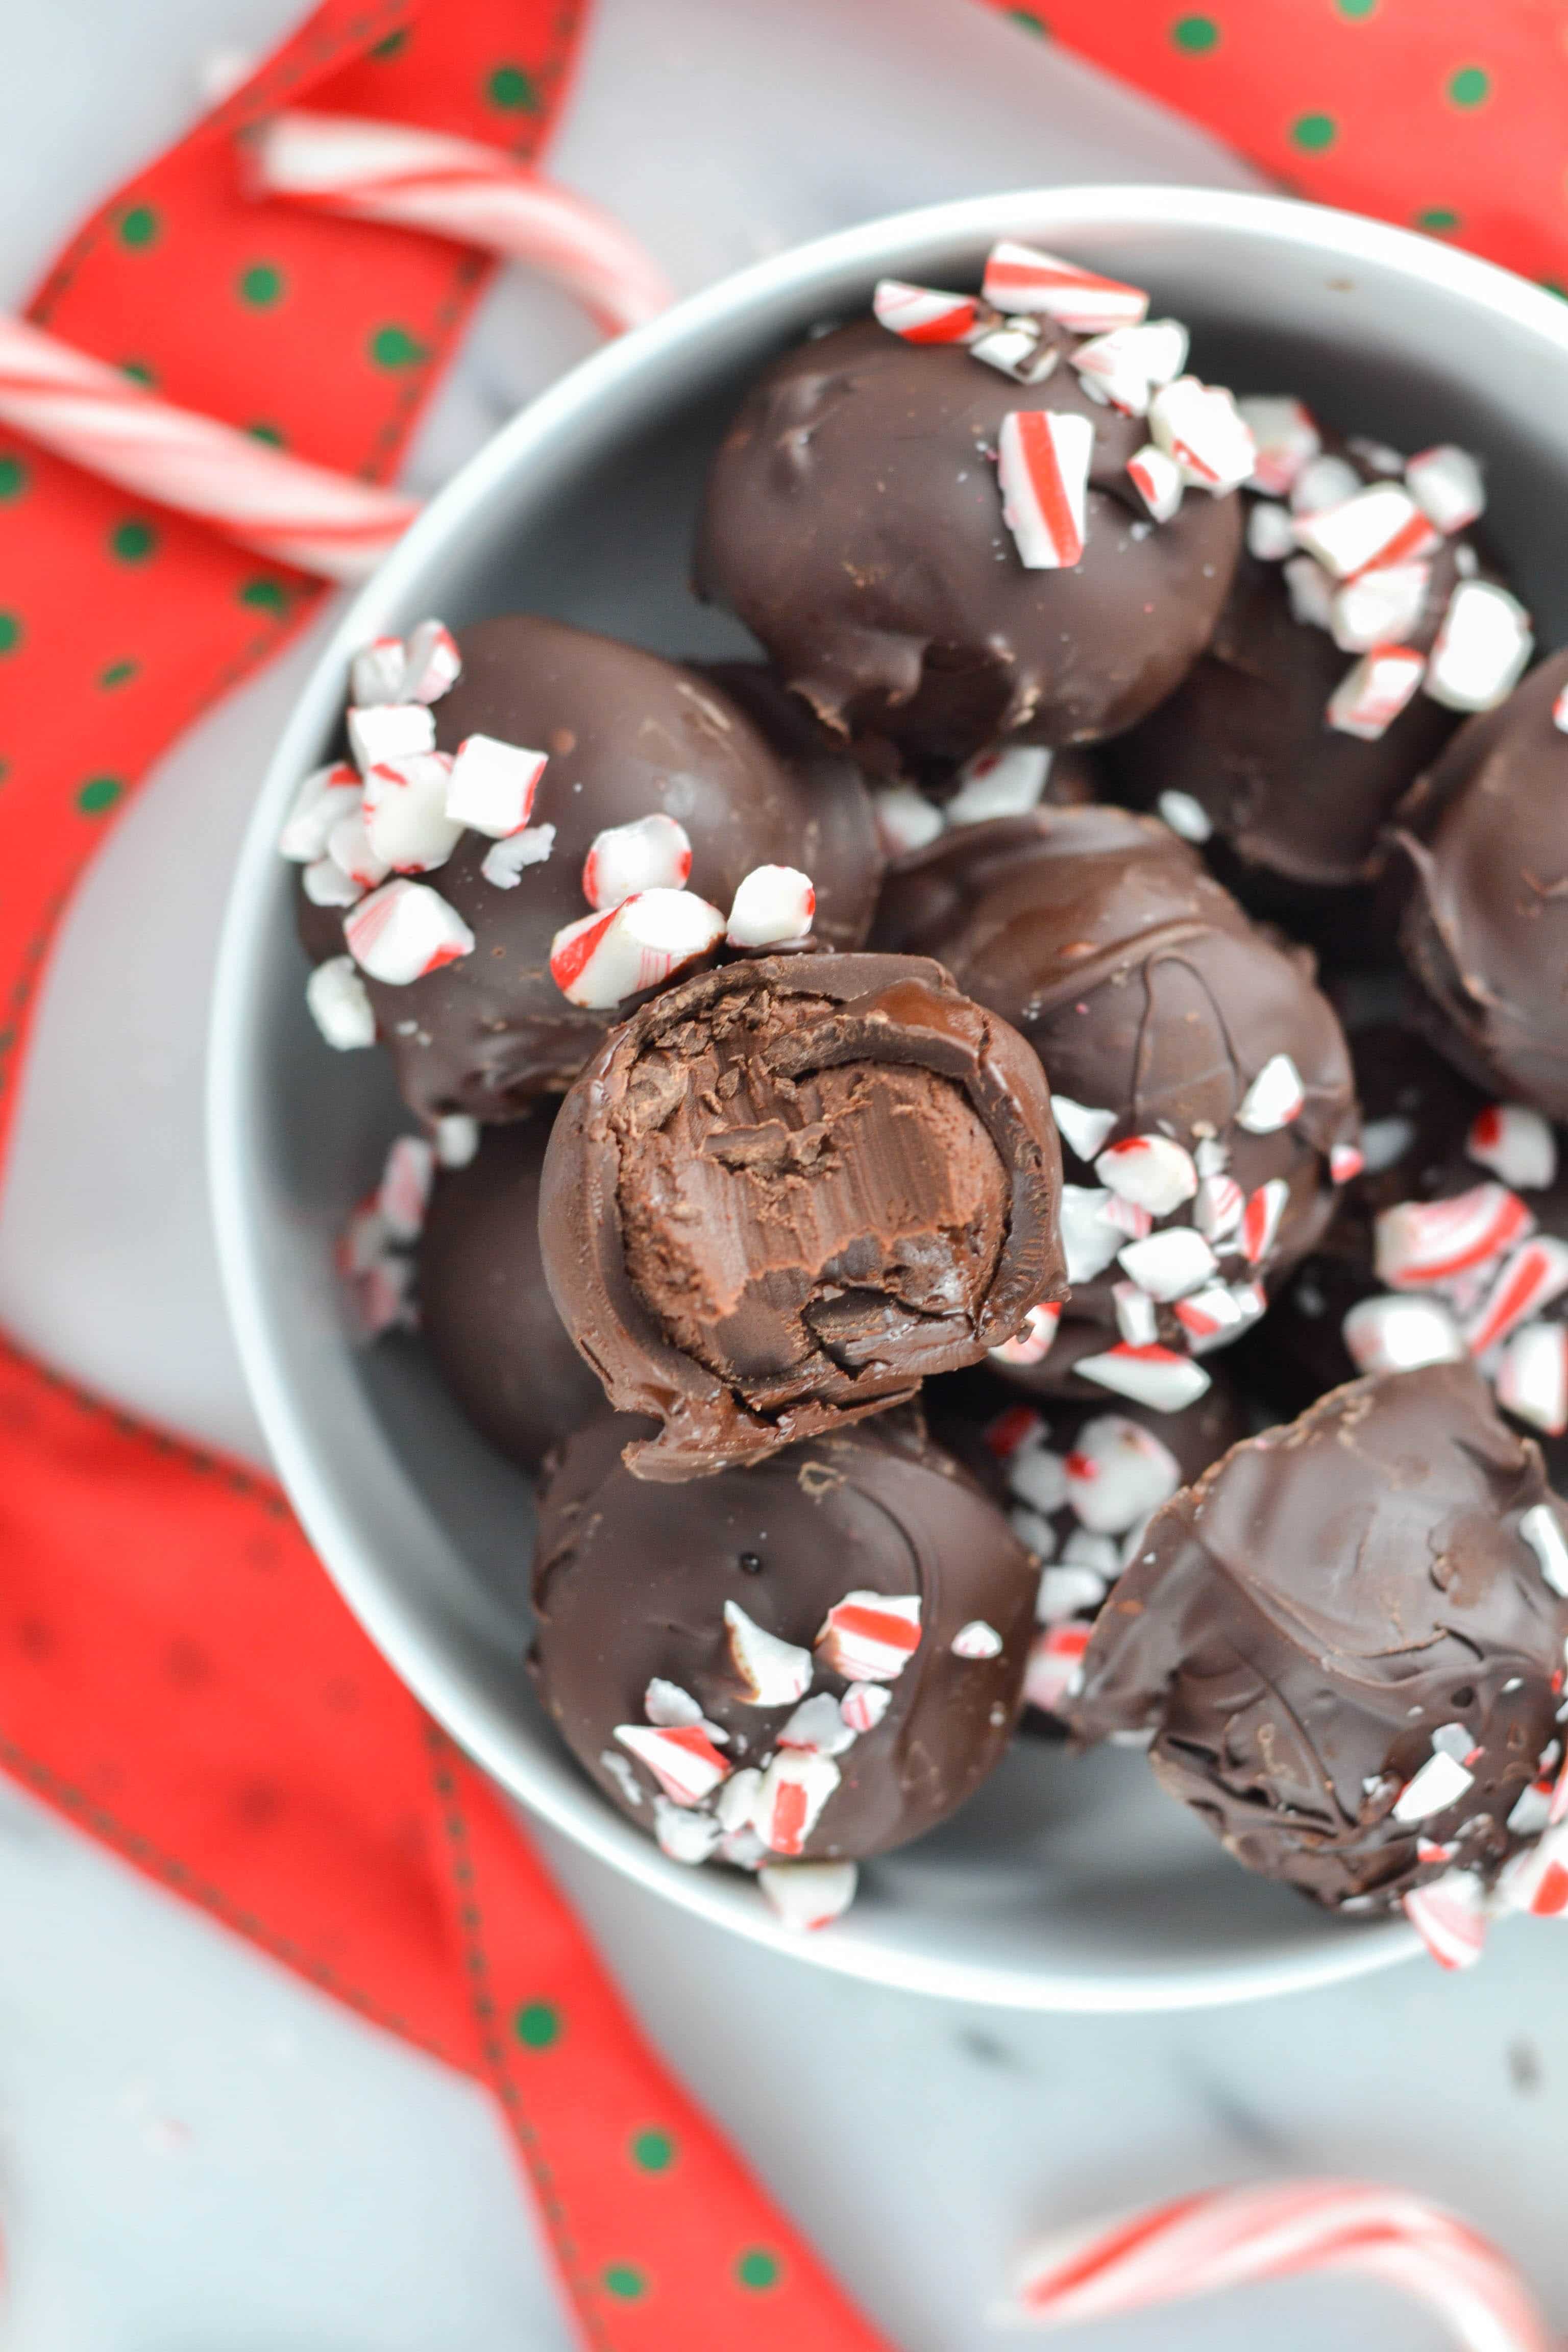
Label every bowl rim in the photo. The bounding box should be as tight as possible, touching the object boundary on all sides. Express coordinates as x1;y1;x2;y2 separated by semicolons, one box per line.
210;181;1568;2010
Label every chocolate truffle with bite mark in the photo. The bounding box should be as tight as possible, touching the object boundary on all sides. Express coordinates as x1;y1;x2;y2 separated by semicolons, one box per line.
531;1411;1036;1870
307;615;884;1123
1068;1362;1568;1912
874;804;1361;1385
417;1110;620;1469
1395;650;1568;1124
539;953;1066;1481
1103;435;1475;923
696;316;1243;765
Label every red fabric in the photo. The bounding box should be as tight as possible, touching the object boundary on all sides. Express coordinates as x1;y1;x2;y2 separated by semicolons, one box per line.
0;5;892;2343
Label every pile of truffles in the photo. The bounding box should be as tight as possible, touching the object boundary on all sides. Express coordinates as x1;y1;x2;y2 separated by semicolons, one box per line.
280;237;1568;1965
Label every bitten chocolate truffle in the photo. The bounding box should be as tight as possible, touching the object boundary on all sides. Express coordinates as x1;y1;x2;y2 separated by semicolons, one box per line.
696;317;1243;763
1396;650;1568;1123
539;953;1066;1480
417;1111;618;1469
1068;1362;1568;1912
306;615;884;1122
875;804;1360;1391
531;1412;1037;1873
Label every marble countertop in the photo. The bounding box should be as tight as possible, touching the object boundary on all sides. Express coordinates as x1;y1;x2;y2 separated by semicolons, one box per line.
0;6;1560;2348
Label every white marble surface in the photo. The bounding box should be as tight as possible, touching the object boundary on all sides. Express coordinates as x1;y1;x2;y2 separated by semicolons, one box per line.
0;7;1560;2349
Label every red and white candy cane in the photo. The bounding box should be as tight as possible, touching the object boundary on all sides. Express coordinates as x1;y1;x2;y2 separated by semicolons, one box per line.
1006;2179;1553;2352
251;112;674;337
0;311;418;580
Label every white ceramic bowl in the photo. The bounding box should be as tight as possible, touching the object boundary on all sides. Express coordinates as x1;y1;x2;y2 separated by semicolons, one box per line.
210;184;1568;2011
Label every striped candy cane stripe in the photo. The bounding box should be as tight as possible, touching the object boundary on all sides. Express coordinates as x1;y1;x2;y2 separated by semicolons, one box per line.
0;312;418;580
1006;2179;1550;2352
251;112;674;337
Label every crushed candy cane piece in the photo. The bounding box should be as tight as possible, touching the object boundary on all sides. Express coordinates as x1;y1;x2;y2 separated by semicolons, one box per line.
1238;396;1320;497
362;751;462;873
1405;444;1485;535
1236;1053;1305;1134
401;617;461;705
1095;1133;1197;1216
1463;1238;1568;1358
775;1696;852;1757
726;864;815;948
1467;1103;1557;1192
1193;1172;1244;1242
1065;1415;1180;1535
1062;1527;1122;1579
1393;1747;1475;1823
1326;645;1426;739
724;1600;813;1708
1374;1183;1533;1289
653;1798;723;1865
279;760;361;861
1348;435;1406;478
840;1684;891;1735
1283;553;1335;629
986;1403;1044;1462
1293;483;1438;579
1331;1142;1365;1185
346;700;435;772
1289;451;1361;515
433;1113;479;1168
1240;1177;1290;1266
350;1251;415;1338
445;733;547;839
1075;1344;1211;1412
1024;1622;1091;1712
1195;1135;1229;1177
1496;1820;1568;1918
1342;1293;1466;1375
327;811;391;891
751;1749;840;1855
1113;1282;1159;1346
1007;1439;1069;1518
644;1678;703;1728
582;811;692;910
871;782;944;857
549;887;724;1010
614;1722;729;1807
1496;1321;1568;1436
1424;580;1534;712
951;1620;1004;1660
714;1769;761;1834
1330;561;1431;654
599;1748;643;1808
969;320;1059;384
377;1134;434;1241
481;824;554;887
1117;1226;1216;1302
1403;1869;1487;1970
1051;1096;1118;1163
1246;500;1296;561
1147;376;1254;493
990;1299;1061;1366
997;408;1092;569
981;240;1147;329
945;744;1052;825
1060;1186;1125;1284
1172;1284;1248;1345
872;278;981;344
305;955;375;1049
817;1592;922;1682
1156;788;1211;842
345;879;475;984
1520;1502;1568;1598
1555;683;1568;734
1125;443;1183;522
758;1858;857;1930
1069;318;1187;414
351;635;406;707
303;854;362;908
1037;1563;1109;1623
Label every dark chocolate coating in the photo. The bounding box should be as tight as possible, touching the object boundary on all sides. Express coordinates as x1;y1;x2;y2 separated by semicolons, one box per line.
317;616;884;1123
538;953;1066;1481
1069;1362;1568;1910
874;805;1361;1340
1396;649;1568;1122
696;317;1243;762
531;1412;1036;1860
416;1112;616;1469
1104;540;1463;917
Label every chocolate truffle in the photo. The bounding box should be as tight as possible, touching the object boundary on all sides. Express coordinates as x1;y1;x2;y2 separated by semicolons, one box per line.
417;1111;617;1469
312;615;884;1122
696;317;1243;763
874;804;1361;1380
539;953;1066;1480
1068;1362;1568;1912
1395;650;1568;1122
531;1411;1036;1869
1104;439;1474;920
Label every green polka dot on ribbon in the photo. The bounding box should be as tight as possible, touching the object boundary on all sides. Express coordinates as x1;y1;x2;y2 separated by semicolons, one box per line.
1333;0;1377;18
370;27;408;58
119;359;156;388
369;325;429;370
238;577;288;613
117;204;159;249
737;2247;782;2291
1006;5;1049;27
98;659;137;690
238;263;285;308
1417;206;1461;234
513;1998;561;2049
110;520;157;563
78;777;124;816
1171;15;1218;53
602;2264;646;2301
0;456;26;501
246;422;285;448
630;2127;675;2172
487;62;538;109
1291;111;1337;151
1447;65;1489;107
0;615;19;656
